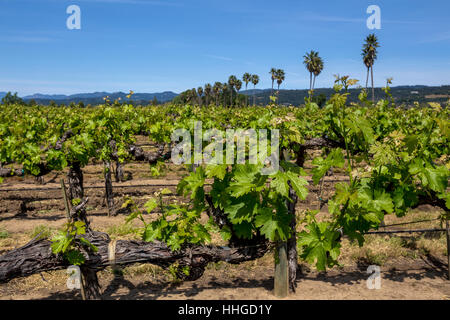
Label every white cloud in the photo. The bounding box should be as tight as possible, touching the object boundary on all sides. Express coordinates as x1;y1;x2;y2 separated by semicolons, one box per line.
204;54;233;61
0;36;54;43
299;12;421;25
418;31;450;43
76;0;182;6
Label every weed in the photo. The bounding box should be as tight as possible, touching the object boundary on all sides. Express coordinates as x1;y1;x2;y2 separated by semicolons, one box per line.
0;228;9;239
30;225;54;240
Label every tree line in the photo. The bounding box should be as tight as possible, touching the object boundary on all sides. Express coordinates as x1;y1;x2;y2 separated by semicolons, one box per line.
2;33;383;108
174;33;380;107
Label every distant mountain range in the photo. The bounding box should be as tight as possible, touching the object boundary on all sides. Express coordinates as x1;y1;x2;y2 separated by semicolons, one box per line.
18;91;179;105
240;85;450;106
1;85;449;106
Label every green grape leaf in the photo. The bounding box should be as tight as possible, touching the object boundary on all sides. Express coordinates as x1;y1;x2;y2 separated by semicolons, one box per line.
65;250;86;266
285;171;309;200
255;208;291;241
311;149;344;185
206;164;228;180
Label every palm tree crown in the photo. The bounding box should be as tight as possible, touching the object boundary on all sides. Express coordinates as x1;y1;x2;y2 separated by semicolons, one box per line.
303;50;323;96
204;83;212;106
197;86;203;106
228;75;238;107
235;79;242;106
362;33;380;104
251;74;259;106
213;82;222;106
275;69;285;104
275;69;285;89
269;68;277;96
243;73;252;106
303;51;319;74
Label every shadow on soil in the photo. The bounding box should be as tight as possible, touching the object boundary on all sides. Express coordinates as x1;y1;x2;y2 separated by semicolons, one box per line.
36;273;274;300
33;255;449;300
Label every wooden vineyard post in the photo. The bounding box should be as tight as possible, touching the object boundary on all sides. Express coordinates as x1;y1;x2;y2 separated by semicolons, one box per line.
104;161;115;217
61;179;71;220
61;179;87;300
274;242;289;298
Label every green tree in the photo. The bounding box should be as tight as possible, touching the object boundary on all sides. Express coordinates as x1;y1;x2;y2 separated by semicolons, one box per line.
312;56;324;93
269;68;277;96
275;69;285;104
251;74;259;106
204;83;212;106
242;73;252;107
234;79;242;107
197;86;204;106
213;82;222;106
228;75;237;107
1;92;24;105
190;88;197;105
312;93;327;108
362;34;380;104
362;50;371;89
222;82;229;106
303;51;319;99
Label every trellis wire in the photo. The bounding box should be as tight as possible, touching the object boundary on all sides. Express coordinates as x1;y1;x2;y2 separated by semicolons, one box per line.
364;228;446;235
0;178;349;193
381;218;441;228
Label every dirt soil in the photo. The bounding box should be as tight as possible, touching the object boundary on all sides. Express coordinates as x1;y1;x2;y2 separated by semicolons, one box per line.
1;158;449;300
1;260;449;300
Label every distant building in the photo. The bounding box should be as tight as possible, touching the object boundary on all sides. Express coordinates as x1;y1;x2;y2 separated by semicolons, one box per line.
411;91;419;94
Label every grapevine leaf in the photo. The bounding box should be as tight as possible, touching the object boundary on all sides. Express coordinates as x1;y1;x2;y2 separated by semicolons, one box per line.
144;198;158;213
285;171;309;200
312;149;344;185
255;208;291;241
205;164;228;180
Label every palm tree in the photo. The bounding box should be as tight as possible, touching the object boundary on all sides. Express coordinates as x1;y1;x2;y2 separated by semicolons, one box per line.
362;34;380;104
362;49;371;89
234;79;242;107
204;83;212;106
228;75;237;107
303;50;319;98
189;88;197;105
269;68;277;96
251;74;259;106
275;69;285;104
242;73;252;106
222;82;229;106
213;82;222;106
197;86;204;106
312;56;324;93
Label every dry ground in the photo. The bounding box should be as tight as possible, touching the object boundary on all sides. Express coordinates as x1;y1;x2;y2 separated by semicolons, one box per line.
0;150;449;300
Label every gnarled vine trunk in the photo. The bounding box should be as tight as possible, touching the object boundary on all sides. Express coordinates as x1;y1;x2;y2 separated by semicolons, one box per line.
115;160;125;182
286;183;298;293
0;237;269;286
67;162;101;299
68;162;84;202
104;161;116;217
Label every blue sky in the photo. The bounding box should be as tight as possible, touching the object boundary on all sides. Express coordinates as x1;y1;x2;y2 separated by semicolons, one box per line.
1;0;449;96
